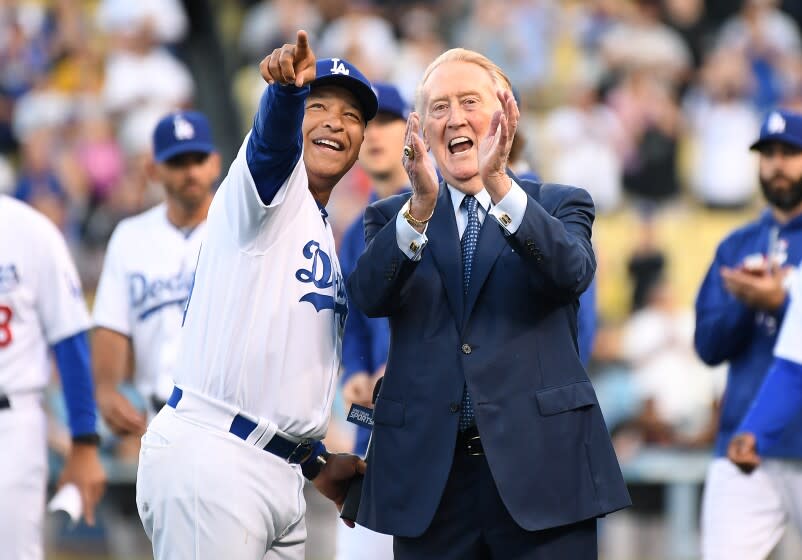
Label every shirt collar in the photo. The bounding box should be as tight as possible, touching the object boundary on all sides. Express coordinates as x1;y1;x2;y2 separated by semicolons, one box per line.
447;184;492;215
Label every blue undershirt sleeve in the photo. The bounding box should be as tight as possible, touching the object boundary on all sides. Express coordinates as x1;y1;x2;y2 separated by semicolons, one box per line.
52;331;98;437
738;357;802;453
246;83;309;205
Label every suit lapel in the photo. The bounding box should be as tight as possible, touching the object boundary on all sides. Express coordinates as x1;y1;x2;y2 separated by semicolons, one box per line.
463;212;508;328
426;183;464;328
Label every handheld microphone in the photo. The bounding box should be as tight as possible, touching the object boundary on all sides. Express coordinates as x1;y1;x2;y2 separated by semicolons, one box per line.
340;377;383;523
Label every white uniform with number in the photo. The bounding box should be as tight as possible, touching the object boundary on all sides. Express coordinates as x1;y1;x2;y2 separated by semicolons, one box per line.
136;137;346;560
92;203;205;411
0;196;91;560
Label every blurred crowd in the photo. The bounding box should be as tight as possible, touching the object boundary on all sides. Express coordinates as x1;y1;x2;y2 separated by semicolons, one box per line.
2;0;802;555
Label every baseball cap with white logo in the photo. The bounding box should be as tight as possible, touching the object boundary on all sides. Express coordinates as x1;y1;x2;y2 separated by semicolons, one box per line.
312;58;379;122
750;109;802;151
152;111;216;162
372;82;409;121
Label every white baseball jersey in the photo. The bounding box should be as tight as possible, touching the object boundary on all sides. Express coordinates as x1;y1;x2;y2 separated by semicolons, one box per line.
775;267;802;365
0;196;91;394
92;203;205;403
173;136;346;440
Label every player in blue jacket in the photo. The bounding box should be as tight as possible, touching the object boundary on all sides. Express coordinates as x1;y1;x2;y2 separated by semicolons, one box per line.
694;109;802;560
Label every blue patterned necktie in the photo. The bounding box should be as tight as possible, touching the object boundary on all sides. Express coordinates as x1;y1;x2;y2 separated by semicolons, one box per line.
459;195;480;431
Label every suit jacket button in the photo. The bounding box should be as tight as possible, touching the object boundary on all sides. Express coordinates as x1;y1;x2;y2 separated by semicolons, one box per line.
461;343;472;355
450;403;460;413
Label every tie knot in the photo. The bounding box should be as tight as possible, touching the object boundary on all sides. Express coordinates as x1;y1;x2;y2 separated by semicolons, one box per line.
462;195;478;214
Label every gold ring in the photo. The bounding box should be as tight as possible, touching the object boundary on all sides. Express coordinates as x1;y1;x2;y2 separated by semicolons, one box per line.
403;145;415;160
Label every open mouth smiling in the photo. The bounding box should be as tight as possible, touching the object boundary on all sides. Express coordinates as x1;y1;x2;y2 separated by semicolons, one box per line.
449;136;473;154
313;138;344;151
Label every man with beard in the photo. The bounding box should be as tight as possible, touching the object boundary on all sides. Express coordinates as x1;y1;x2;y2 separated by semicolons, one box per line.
93;111;221;434
695;108;802;560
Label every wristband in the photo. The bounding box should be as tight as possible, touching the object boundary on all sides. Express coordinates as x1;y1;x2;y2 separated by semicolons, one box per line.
72;433;101;446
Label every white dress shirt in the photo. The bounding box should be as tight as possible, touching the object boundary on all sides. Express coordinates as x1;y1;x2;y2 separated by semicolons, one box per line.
395;179;529;260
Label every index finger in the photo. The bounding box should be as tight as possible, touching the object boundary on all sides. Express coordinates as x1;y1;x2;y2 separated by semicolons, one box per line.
295;30;310;59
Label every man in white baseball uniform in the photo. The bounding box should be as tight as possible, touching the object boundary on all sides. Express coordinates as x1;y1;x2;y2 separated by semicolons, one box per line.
0;196;106;559
135;31;377;559
92;110;220;435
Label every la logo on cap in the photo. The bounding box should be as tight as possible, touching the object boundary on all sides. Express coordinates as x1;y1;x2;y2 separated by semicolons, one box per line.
330;58;350;76
767;112;786;134
173;115;195;140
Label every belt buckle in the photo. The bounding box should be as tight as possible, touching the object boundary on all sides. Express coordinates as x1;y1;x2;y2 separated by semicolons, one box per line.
287;439;315;464
466;434;483;456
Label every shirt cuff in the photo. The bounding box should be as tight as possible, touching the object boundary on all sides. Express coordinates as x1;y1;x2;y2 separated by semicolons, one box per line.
489;180;528;234
395;200;428;260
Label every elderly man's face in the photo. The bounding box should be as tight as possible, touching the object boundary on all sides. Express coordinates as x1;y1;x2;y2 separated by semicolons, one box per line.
421;61;503;193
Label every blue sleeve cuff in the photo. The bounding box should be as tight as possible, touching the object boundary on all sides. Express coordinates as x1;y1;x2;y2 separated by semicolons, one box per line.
738;357;802;453
52;331;97;437
246;83;308;205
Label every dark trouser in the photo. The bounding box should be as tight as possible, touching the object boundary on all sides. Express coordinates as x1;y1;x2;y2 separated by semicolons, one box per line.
394;431;598;560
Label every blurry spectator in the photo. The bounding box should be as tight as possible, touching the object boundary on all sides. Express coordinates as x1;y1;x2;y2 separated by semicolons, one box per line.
618;277;724;448
238;0;322;65
457;0;557;94
74;110;125;205
317;1;399;80
388;5;446;103
11;80;71;143
96;0;188;45
663;0;712;69
685;48;761;208
626;219;666;312
717;0;802;111
100;11;194;117
608;71;683;212
599;0;692;86
0;3;53;151
540;73;625;213
14;128;70;231
718;0;801;59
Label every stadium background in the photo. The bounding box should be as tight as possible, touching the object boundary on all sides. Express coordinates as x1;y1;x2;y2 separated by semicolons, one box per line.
2;0;802;558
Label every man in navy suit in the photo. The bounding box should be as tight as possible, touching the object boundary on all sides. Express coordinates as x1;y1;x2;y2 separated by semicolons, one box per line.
347;48;630;558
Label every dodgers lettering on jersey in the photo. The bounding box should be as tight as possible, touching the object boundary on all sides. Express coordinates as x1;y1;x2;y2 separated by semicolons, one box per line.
0;196;91;393
129;268;195;321
296;240;348;324
93;204;205;403
174;135;346;440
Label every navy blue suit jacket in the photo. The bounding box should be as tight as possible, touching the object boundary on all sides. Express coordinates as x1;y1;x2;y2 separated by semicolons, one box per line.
347;180;630;537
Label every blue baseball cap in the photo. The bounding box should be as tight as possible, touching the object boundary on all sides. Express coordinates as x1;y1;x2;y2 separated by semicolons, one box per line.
312;58;378;122
750;109;802;151
372;82;408;121
153;111;216;162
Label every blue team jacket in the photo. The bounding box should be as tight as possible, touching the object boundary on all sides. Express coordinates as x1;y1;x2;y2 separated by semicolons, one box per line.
695;209;802;458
